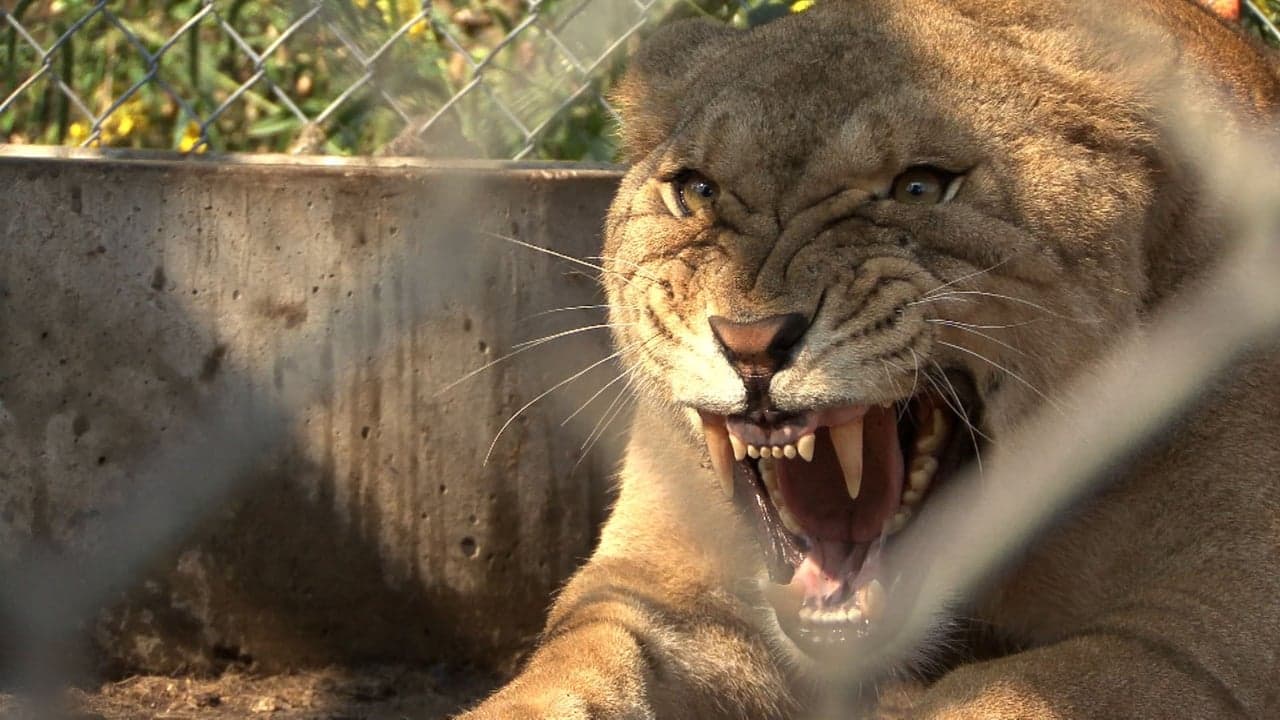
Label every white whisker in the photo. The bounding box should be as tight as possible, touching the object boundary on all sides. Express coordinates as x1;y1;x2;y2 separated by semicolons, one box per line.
928;319;1029;358
435;323;627;396
908;347;922;402
924;362;988;477
937;340;1066;417
484;340;644;465
512;322;633;350
924;255;1016;298
560;336;658;427
575;372;642;471
481;231;655;287
524;303;614;320
917;290;1080;322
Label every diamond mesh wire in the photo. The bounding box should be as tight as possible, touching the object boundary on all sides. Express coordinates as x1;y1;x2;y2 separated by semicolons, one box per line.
0;0;760;159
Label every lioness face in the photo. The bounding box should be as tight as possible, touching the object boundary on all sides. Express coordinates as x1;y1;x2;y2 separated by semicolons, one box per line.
603;2;1156;656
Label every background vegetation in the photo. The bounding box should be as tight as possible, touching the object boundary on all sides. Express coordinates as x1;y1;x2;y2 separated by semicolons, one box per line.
1;0;1278;160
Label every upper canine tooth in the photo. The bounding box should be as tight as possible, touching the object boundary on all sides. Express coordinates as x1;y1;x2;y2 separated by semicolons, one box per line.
829;417;865;500
747;445;760;459
729;434;747;462
700;418;735;499
783;443;797;459
771;446;784;459
796;434;816;462
858;579;886;621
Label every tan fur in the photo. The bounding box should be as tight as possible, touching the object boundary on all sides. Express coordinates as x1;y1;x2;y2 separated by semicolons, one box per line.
457;1;1280;717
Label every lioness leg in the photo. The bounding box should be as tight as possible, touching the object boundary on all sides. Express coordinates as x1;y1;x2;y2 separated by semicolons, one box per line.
877;634;1248;719
457;438;800;720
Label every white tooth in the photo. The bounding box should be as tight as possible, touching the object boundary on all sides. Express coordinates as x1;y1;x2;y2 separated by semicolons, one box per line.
796;434;816;462
701;419;735;499
783;443;797;459
902;489;922;505
747;445;760;459
845;606;865;623
859;580;886;621
888;509;911;534
779;507;803;534
916;409;947;453
880;401;893;409
911;456;938;479
829;417;865;500
915;430;939;454
909;468;932;492
770;446;783;459
729;434;747;462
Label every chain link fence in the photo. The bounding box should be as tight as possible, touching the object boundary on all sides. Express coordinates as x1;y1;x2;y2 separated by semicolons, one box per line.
0;0;809;160
3;1;1279;159
2;0;1280;718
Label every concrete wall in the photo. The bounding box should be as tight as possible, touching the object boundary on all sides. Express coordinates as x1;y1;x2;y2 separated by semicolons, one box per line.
0;148;625;678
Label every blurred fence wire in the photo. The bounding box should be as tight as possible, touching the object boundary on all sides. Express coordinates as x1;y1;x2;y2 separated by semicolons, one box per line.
2;0;1280;718
0;0;793;160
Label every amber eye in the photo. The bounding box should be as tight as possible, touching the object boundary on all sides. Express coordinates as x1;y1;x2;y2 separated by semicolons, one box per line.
890;166;956;204
675;172;718;215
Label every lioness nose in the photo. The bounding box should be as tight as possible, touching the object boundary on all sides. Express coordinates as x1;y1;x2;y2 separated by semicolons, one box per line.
708;312;810;379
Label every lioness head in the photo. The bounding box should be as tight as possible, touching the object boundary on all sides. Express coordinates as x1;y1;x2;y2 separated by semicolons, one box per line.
601;0;1264;657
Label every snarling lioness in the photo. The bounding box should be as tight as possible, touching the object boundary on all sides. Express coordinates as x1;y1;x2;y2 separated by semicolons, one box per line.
460;0;1280;717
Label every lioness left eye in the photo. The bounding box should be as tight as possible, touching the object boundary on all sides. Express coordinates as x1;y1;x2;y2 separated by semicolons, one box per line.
890;166;961;205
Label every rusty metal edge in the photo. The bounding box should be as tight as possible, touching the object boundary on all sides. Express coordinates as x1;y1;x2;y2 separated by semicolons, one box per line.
0;145;626;180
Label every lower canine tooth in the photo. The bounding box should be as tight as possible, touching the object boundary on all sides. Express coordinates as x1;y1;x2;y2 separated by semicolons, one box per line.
796;434;815;462
858;579;886;621
830;416;865;500
760;460;778;492
700;418;735;499
729;434;747;461
778;507;803;534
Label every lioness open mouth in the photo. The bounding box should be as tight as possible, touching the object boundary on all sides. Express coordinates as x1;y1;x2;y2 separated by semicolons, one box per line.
698;373;980;655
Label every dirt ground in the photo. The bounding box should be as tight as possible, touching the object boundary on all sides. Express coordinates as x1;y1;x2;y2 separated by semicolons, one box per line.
0;665;498;720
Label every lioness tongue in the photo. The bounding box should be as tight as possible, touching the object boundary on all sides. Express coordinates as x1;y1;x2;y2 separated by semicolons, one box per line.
776;405;904;544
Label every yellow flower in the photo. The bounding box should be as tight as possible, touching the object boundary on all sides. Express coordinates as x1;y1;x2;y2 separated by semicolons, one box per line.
178;121;207;153
407;18;429;38
790;0;815;12
67;121;89;145
354;0;370;7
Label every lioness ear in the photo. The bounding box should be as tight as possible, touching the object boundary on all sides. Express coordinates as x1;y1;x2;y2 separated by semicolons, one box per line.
613;19;740;163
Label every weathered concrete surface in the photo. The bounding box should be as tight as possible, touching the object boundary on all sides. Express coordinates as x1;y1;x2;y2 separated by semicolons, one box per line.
0;148;626;680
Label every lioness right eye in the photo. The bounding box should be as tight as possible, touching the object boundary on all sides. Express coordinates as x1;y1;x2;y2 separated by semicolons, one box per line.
669;172;718;217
